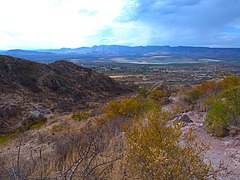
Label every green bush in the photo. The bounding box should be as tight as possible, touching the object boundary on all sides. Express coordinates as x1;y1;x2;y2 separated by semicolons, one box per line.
22;117;47;130
0;133;17;143
138;87;148;97
148;89;166;101
220;86;240;114
52;124;65;132
205;101;233;137
220;86;240;126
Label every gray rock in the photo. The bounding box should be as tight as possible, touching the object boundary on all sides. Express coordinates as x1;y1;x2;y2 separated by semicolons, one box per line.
176;114;193;124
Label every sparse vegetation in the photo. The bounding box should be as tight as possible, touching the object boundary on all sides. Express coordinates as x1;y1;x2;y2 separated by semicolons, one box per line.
72;110;90;120
184;75;240;106
148;89;166;100
205;85;240;136
51;124;66;132
22;116;47;131
104;97;160;118
0;133;17;143
183;74;240;137
138;87;148;97
2;56;240;178
205;101;233;137
49;115;56;119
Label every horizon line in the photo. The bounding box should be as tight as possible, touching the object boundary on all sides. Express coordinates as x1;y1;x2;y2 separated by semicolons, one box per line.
1;44;240;51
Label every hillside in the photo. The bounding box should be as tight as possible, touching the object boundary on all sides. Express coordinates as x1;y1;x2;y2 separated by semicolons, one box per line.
0;67;239;179
0;55;131;134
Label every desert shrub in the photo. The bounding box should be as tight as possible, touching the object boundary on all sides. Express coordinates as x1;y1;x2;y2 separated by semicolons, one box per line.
104;100;121;117
138;87;148;97
49;115;56;119
0;117;47;142
184;81;218;104
184;75;240;107
0;122;121;179
0;133;17;143
148;89;166;101
52;124;65;132
104;97;160;118
93;114;110;125
118;98;143;117
204;85;240;137
220;86;240;113
203;95;217;107
72;110;89;120
124;110;213;179
205;101;233;137
219;75;240;90
219;86;240;126
199;80;221;96
52;122;122;179
184;88;203;105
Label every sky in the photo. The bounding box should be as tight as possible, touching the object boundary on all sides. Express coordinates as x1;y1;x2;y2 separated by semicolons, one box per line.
0;0;240;49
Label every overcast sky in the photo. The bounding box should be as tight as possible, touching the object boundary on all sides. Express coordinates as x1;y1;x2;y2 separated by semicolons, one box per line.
0;0;240;49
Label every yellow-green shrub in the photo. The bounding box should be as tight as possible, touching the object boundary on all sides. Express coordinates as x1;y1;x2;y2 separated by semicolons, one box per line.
138;87;148;97
22;117;47;130
0;133;17;143
104;97;160;118
125;110;213;179
148;89;166;101
219;75;240;90
52;124;65;132
184;75;240;106
72;110;90;121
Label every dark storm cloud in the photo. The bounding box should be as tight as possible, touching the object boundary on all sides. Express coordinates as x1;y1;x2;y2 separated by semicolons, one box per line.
117;0;240;47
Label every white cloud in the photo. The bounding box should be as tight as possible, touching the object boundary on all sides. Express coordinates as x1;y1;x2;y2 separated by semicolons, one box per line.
1;0;239;49
0;0;128;49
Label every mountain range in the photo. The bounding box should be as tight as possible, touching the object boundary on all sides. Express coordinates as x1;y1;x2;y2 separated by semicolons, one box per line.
1;45;240;63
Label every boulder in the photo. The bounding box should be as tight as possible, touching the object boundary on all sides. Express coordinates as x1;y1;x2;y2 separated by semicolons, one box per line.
175;114;193;125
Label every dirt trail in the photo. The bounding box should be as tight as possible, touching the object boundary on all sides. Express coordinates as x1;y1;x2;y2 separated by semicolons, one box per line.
186;111;240;179
166;96;240;179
